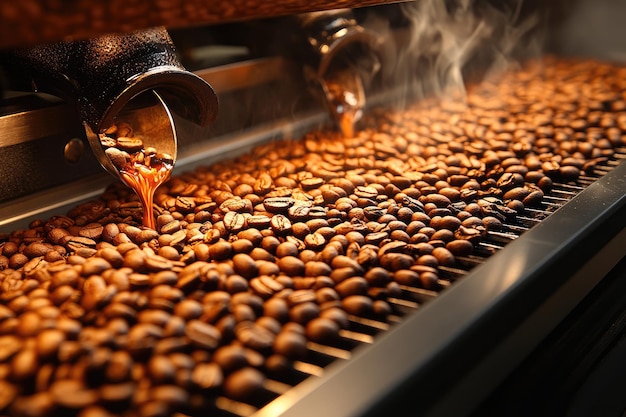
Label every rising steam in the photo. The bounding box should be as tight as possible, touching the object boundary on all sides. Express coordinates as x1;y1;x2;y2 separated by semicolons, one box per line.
366;0;542;105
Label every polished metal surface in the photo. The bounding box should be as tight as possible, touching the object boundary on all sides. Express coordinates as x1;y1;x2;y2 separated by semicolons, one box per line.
0;0;406;49
0;58;295;147
194;57;299;94
0;93;75;147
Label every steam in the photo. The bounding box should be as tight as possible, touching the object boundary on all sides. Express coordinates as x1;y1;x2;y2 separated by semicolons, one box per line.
367;0;542;106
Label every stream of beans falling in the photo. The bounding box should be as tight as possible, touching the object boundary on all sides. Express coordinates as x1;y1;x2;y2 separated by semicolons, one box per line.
100;123;175;230
0;57;625;416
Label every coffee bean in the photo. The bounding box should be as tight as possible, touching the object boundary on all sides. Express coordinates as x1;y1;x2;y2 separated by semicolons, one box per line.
306;317;340;343
247;215;272;229
277;256;305;277
35;328;65;360
342;295;373;316
224;211;247;232
235;321;275;350
335;277;369;297
192;362;224;390
259;296;287;324
148;355;176;384
185;320;221;350
0;380;18;412
446;239;475;256
232;253;259;279
10;347;38;381
220;198;253;213
385;253;416;271
270;214;292;235
150;385;189;409
289;302;320;324
208;240;232;261
223;367;265;401
273;330;308;359
263;197;296;213
0;335;22;362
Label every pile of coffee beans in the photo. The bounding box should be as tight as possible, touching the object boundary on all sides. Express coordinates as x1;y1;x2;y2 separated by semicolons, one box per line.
1;57;625;416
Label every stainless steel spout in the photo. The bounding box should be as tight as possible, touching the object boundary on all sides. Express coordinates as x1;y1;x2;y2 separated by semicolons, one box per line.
1;27;218;177
297;9;383;136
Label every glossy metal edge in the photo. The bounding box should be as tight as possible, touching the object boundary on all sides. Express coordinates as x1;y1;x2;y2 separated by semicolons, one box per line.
0;57;298;146
194;57;300;94
256;161;626;417
0;103;77;147
0;0;407;49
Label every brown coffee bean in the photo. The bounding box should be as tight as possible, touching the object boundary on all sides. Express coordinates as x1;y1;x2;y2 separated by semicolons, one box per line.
446;239;474;256
0;380;18;412
208;240;232;260
380;253;414;271
220;198;253;213
224;211;247;232
342;295;373;316
277;256;305;277
270;214;292;235
235;321;275;350
319;307;350;329
431;247;455;266
421;193;451;207
150;384;189;408
430;215;462;231
392;269;420;286
148;355;176;384
0;335;22;362
191;362;224;390
263;197;296;213
185;320;221;350
232;253;259;279
35;328;65;360
306;317;340;342
289;301;320;324
273;330;308;359
335;277;369;297
223;367;265;401
11;347;38;381
304;232;326;250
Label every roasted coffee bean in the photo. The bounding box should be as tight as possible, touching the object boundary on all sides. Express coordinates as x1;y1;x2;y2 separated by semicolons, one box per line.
185;320;221;350
0;57;623;413
289;301;320;324
246;215;272;229
270;214;292;235
446;239;475;256
273;330;308;359
235;321;275;350
277;256;305;277
0;335;22;362
232;253;259;279
335;277;369;297
220;198;253;214
208;240;232;261
305;317;340;343
223;367;265;401
224;211;247;232
191;362;224;390
263;197;296;213
342;295;373;316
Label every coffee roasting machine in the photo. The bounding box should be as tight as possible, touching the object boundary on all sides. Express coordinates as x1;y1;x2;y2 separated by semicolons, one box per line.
1;1;626;417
